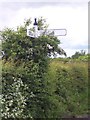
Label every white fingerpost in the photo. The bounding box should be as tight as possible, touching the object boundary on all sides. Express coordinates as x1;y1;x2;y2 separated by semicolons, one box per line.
26;18;67;38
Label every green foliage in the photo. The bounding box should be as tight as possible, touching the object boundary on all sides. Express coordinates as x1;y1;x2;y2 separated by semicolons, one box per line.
77;55;88;62
1;59;88;118
1;18;66;63
45;59;88;118
1;18;88;119
2;60;49;118
1;18;66;119
71;50;86;59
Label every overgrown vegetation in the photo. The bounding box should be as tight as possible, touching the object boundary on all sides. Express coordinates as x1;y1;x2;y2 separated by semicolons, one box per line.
1;58;88;119
0;18;88;119
46;58;88;117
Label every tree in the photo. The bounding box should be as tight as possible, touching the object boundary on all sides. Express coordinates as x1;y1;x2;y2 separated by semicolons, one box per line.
1;17;66;119
72;50;86;59
1;18;66;62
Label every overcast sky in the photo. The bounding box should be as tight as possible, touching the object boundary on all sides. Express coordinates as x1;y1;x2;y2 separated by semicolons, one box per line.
0;0;88;57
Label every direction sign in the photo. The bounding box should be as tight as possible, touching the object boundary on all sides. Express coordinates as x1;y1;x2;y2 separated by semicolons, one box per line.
27;18;67;38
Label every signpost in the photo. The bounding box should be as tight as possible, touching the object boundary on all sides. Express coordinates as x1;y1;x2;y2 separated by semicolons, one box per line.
27;18;67;38
1;18;67;58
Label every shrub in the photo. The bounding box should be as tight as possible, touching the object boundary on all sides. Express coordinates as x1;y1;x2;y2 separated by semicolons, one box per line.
45;60;88;118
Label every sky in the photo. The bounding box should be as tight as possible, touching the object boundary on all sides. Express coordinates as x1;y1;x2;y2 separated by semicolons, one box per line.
0;0;89;57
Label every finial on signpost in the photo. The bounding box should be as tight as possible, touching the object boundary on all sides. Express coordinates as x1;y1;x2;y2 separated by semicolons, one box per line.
33;18;38;26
